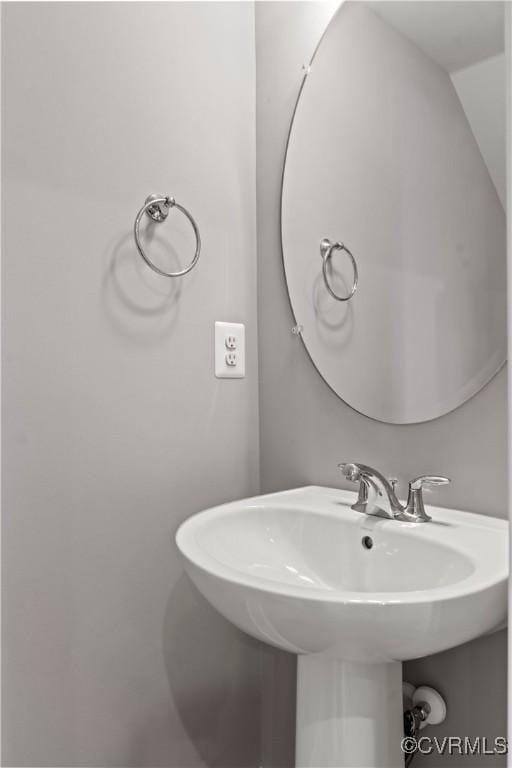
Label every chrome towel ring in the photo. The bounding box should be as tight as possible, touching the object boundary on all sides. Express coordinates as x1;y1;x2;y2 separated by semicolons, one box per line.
320;238;358;301
134;194;201;278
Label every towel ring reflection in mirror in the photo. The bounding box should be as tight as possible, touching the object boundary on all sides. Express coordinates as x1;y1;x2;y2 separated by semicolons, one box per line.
320;238;358;301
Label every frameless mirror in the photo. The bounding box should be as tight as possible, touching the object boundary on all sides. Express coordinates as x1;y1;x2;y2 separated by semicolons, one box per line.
281;1;506;424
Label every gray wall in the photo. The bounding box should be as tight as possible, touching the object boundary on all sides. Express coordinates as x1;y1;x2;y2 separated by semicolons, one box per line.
255;2;507;766
2;3;261;766
2;2;508;767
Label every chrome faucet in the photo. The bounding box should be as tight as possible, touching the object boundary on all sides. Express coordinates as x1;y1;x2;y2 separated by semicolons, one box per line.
338;463;450;523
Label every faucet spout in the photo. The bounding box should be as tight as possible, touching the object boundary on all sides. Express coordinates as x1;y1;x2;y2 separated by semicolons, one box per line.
338;462;404;519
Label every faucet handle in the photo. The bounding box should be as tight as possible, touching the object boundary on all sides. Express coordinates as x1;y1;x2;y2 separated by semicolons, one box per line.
404;476;451;522
409;476;451;490
338;462;361;481
338;462;380;507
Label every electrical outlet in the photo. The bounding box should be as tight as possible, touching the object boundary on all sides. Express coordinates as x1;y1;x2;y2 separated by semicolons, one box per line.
215;322;245;378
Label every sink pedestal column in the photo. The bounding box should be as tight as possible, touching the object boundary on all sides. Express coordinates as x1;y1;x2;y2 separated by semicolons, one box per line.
296;656;404;768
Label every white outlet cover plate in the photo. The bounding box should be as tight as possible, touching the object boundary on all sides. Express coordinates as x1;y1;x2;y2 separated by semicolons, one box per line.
215;321;246;378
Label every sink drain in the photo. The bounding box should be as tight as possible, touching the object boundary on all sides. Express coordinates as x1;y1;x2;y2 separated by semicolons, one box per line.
361;536;373;550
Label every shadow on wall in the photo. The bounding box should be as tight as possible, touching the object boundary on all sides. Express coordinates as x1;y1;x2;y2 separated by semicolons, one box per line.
163;575;262;768
100;228;183;345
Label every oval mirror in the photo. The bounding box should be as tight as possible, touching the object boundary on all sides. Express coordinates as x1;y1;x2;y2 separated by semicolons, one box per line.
281;0;506;424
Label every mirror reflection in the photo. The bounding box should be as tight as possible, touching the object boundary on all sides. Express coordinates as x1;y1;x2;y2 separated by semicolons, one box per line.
281;1;506;424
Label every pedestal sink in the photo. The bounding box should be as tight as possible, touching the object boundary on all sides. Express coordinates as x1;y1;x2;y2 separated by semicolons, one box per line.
176;486;508;768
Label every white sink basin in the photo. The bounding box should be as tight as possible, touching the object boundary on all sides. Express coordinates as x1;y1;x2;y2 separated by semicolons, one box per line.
176;485;506;660
176;486;508;767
